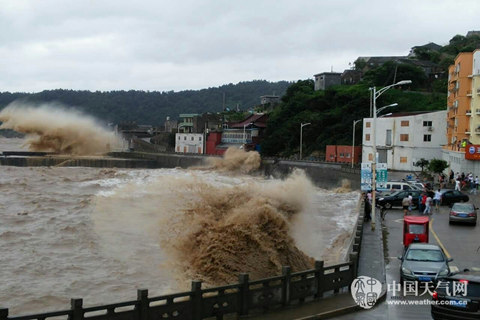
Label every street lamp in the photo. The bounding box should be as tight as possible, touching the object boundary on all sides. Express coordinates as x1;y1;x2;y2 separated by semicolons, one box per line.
370;80;411;231
299;122;311;160
352;119;362;168
243;122;253;144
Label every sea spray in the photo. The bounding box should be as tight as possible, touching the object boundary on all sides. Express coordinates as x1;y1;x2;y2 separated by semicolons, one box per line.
0;102;123;155
93;169;315;287
206;147;261;173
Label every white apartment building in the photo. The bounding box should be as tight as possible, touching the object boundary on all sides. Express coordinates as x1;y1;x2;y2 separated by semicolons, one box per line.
175;133;204;154
362;111;447;171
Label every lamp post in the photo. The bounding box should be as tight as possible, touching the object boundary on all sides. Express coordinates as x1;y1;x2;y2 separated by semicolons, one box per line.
352;119;362;168
300;122;311;160
243;122;253;144
370;80;411;231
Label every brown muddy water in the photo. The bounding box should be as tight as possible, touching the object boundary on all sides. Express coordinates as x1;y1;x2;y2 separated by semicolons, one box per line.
0;138;359;315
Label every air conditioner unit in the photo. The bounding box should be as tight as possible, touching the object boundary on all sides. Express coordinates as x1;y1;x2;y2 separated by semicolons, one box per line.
427;126;433;132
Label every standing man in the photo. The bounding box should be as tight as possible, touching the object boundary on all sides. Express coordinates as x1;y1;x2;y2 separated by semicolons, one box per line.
434;189;442;212
402;196;410;215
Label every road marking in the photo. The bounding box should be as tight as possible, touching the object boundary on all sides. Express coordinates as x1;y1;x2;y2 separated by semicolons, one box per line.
394;218;403;224
430;218;452;259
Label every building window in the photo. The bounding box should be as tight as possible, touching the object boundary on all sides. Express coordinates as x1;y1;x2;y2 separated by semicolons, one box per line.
199;137;202;141
424;134;432;142
184;136;186;140
423;121;432;127
340;153;344;158
346;153;350;158
400;157;407;163
386;130;392;146
178;136;180;140
401;121;409;127
330;154;334;159
191;136;194;141
400;134;409;141
368;153;373;161
366;122;371;128
365;134;370;141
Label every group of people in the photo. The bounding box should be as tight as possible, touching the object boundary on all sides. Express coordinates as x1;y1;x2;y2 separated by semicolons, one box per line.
451;170;479;194
401;189;442;216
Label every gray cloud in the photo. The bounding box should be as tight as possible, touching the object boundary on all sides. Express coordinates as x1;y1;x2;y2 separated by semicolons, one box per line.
1;0;479;92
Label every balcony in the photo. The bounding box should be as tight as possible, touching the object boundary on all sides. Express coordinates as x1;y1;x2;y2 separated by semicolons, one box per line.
466;110;472;116
477;88;480;95
476;128;480;135
467;90;473;97
468;74;473;78
466;129;471;135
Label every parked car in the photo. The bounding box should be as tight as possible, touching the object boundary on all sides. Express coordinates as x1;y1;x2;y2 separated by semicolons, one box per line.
440;189;470;206
377;190;423;209
398;243;452;285
431;270;480;319
384;181;423;192
449;203;478;225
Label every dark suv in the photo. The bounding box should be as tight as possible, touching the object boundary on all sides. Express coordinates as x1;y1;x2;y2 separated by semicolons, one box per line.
431;270;480;319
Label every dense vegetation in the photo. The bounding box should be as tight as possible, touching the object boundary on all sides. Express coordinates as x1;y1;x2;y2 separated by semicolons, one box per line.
0;80;291;126
261;80;446;157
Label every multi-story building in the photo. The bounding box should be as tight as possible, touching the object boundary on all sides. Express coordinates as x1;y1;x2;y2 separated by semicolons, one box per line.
362;111;447;171
445;52;473;151
442;49;480;173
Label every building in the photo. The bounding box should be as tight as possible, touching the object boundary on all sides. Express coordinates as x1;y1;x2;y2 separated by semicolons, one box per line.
313;72;342;91
325;145;362;164
260;95;280;105
362;111;447;171
164;116;178;133
175;133;204;154
341;70;363;85
445;52;473;151
177;114;198;133
442;49;480;173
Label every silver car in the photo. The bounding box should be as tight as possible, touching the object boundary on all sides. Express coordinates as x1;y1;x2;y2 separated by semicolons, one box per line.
449;202;478;225
398;243;452;284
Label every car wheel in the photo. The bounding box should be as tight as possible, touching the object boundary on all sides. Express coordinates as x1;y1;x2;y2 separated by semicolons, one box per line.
384;203;392;209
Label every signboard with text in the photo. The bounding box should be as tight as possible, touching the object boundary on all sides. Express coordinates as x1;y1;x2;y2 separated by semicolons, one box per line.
361;162;372;191
361;162;388;191
376;163;388;189
465;144;480;160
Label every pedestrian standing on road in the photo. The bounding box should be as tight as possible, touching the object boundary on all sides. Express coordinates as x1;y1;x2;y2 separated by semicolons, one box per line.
364;192;371;222
402;196;410;215
418;194;423;213
449;170;454;186
408;195;413;212
455;179;461;191
421;194;427;214
434;189;442;212
424;195;432;215
475;176;479;195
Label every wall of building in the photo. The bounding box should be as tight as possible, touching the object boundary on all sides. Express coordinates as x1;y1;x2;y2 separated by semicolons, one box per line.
446;52;473;150
325;145;362;164
362;111;447;171
175;133;204;154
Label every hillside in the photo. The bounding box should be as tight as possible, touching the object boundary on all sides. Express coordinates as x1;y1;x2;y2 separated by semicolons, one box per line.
0;80;291;126
261;80;446;157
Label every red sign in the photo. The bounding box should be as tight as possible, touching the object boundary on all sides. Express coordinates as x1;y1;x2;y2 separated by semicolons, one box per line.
465;144;480;160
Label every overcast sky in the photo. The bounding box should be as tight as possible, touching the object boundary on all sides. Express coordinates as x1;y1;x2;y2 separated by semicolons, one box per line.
1;0;479;93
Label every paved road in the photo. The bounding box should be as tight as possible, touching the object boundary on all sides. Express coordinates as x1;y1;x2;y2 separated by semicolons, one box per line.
332;192;480;319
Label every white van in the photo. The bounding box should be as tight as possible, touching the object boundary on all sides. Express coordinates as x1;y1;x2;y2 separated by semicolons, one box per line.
384;181;421;192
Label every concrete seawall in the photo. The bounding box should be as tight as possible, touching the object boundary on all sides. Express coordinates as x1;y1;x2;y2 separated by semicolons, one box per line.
1;151;360;189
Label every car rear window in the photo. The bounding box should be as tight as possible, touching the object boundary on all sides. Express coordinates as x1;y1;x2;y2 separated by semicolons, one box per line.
452;204;473;211
408;224;425;234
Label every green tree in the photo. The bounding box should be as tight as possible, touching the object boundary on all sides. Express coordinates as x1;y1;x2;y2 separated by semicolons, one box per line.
414;158;429;172
428;159;449;174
